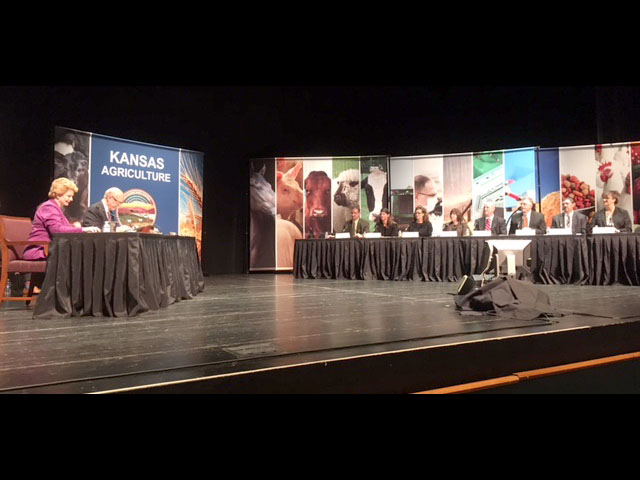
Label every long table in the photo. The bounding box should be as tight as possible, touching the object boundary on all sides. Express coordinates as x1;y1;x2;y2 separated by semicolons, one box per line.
33;232;205;318
293;234;640;285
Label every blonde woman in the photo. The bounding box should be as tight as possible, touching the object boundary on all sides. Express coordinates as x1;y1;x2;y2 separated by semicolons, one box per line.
23;177;100;261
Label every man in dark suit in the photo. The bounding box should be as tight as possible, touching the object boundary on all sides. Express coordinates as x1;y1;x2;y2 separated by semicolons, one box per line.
509;197;547;235
473;202;507;235
342;206;369;237
552;197;587;234
82;187;125;230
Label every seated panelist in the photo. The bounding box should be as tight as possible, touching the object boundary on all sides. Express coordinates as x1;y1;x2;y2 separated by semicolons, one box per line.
473;202;507;235
551;197;587;234
342;206;369;237
374;208;399;237
590;190;632;232
406;206;433;237
23;177;100;261
443;208;471;236
82;187;131;232
508;197;547;235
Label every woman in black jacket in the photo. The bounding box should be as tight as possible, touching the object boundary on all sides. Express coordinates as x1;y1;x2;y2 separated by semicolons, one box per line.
375;207;399;236
406;206;432;237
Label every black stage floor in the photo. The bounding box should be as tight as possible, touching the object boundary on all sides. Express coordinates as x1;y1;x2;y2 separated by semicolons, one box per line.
1;274;639;393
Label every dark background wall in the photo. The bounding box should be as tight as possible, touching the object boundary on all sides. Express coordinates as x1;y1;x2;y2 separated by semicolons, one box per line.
1;85;640;275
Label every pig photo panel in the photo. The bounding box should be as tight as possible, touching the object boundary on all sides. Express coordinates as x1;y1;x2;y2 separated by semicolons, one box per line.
442;154;473;225
332;157;361;233
276;158;304;269
303;158;333;238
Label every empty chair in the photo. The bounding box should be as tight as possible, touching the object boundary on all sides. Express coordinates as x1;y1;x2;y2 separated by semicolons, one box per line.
0;215;49;307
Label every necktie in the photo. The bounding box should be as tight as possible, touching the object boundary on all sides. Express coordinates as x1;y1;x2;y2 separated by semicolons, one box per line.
523;215;529;228
353;219;358;234
566;215;571;228
485;218;491;231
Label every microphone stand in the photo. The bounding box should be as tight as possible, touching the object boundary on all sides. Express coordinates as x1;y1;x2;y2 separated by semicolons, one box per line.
505;206;521;234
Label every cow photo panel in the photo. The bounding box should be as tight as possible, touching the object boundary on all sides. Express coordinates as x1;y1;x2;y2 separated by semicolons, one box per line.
442;154;473;226
389;157;414;229
360;156;389;224
276;158;304;269
249;159;276;270
303;158;333;239
595;144;633;217
559;146;597;223
332;157;361;234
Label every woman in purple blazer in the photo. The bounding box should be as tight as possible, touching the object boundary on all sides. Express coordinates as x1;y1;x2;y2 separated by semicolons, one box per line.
23;177;100;261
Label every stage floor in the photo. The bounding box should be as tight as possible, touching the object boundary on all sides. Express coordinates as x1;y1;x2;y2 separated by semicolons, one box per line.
1;274;639;393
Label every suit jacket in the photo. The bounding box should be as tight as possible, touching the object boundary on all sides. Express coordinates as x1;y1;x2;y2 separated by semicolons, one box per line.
509;211;547;235
82;200;120;229
23;199;82;260
591;207;632;232
551;211;587;234
342;218;369;236
473;216;507;235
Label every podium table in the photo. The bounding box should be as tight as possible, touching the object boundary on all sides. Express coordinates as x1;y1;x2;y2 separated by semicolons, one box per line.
33;232;204;318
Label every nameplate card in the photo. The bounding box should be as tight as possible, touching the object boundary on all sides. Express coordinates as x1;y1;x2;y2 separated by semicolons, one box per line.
592;226;617;234
472;231;491;237
515;228;536;236
335;232;350;239
401;231;419;238
364;232;382;238
439;231;458;237
547;228;571;235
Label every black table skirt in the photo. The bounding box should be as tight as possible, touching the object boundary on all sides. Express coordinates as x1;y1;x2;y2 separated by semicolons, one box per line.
33;233;204;318
293;234;640;285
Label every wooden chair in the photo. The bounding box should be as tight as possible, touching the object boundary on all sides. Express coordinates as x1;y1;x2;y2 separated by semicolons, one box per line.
0;215;49;307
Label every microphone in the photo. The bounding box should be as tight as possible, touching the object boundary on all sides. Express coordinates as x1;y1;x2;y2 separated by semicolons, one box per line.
506;205;521;231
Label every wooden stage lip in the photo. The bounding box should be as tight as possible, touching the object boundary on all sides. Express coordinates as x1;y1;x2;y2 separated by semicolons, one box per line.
1;275;639;394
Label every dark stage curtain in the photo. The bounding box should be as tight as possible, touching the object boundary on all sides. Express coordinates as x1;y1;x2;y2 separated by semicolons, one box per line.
33;233;204;318
294;234;640;286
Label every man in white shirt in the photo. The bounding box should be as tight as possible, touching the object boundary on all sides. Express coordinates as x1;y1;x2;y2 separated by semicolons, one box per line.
473;202;507;235
552;197;587;234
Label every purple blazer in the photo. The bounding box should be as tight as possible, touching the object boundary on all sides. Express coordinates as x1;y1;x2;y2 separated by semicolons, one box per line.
23;199;82;260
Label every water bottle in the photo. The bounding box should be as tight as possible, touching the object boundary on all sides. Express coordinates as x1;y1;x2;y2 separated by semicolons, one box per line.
4;281;10;298
103;221;110;232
